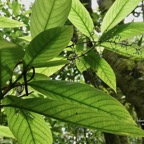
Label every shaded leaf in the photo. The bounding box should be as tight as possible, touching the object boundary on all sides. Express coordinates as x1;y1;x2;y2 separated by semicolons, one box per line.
4;95;144;137
0;39;24;86
0;16;25;28
30;0;72;38
3;97;53;144
101;0;141;33
0;125;15;139
68;0;95;38
24;26;73;66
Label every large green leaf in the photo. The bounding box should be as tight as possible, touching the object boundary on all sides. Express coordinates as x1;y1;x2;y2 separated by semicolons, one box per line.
0;39;24;86
24;26;73;66
3;97;53;144
68;0;95;38
0;125;15;139
4;95;144;137
100;22;144;42
101;42;144;60
28;80;133;123
0;16;25;28
30;0;72;38
84;53;116;92
101;0;141;33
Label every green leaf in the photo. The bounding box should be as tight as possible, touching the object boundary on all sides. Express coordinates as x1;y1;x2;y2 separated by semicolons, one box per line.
75;57;90;73
68;0;95;38
75;52;116;92
19;36;32;42
101;0;141;33
101;42;144;60
3;97;53;144
100;22;144;42
29;80;133;123
0;39;24;86
0;16;25;28
0;125;15;139
24;26;73;66
30;0;72;38
4;95;144;137
33;57;69;68
84;53;116;92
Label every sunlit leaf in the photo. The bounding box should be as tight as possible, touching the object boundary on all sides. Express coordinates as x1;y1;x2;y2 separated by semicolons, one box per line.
19;36;32;42
100;22;144;42
24;26;73;66
0;16;25;28
101;42;144;60
68;0;95;38
29;80;133;123
101;0;141;33
0;125;15;139
84;53;116;92
30;0;72;38
4;95;144;137
3;97;53;144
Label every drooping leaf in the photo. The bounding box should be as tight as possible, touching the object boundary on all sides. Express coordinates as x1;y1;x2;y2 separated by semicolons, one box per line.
100;22;144;42
29;80;133;123
3;97;53;144
101;0;141;33
68;0;95;38
84;53;116;92
24;26;73;66
0;16;25;28
0;39;24;86
101;42;144;60
4;95;144;137
30;0;72;38
0;125;15;139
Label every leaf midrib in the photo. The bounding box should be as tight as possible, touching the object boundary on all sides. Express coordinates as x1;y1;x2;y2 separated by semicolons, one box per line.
104;0;128;33
71;5;92;37
31;84;130;120
44;0;56;30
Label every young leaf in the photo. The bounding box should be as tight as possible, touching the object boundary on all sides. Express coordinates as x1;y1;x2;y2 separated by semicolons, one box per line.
101;0;141;33
0;16;25;28
0;125;15;139
68;0;95;38
24;26;73;66
4;96;144;137
100;22;144;42
3;97;53;144
28;80;133;123
30;0;72;38
84;54;116;92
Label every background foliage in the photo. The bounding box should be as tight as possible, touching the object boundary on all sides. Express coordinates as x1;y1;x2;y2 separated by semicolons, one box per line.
1;0;144;144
